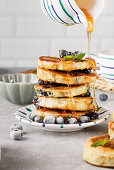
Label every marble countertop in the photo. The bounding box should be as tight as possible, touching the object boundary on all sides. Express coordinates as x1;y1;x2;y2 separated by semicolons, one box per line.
0;68;114;170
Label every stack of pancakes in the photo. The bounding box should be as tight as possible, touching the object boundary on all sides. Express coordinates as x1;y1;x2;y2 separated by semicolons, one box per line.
34;56;97;122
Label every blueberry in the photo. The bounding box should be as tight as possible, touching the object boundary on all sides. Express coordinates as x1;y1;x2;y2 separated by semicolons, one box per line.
44;116;55;124
34;116;42;123
29;113;36;121
39;89;48;96
56;117;64;124
67;118;77;124
79;116;90;123
84;92;91;97
99;94;108;101
38;80;45;85
39;89;44;95
47;92;51;96
84;69;91;74
45;81;50;84
10;124;23;131
73;51;79;56
89;112;99;120
44;92;48;96
59;50;73;58
10;129;23;140
36;105;42;109
65;51;73;56
59;50;66;58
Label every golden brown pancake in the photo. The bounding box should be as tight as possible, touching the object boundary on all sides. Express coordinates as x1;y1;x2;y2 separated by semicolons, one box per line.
108;121;114;140
21;69;37;74
36;96;94;111
83;134;114;167
36;108;90;120
37;67;97;85
38;56;96;71
34;84;90;97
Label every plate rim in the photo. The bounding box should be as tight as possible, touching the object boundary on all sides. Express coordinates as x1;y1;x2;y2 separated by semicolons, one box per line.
15;104;111;131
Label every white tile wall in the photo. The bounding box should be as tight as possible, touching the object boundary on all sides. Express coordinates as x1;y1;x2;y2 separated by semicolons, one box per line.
1;39;50;59
0;0;114;67
17;17;66;38
1;0;42;16
0;17;16;36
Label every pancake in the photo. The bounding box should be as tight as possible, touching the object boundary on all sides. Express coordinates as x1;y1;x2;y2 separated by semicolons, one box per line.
83;134;114;167
34;84;90;98
37;67;97;85
108;121;114;140
36;108;90;120
36;96;94;111
38;56;96;71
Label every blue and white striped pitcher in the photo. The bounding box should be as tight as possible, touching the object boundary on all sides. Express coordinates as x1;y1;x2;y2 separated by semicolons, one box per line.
41;0;104;27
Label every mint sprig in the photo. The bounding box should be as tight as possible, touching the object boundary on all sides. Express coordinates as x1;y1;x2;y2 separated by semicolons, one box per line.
74;53;85;60
63;55;73;59
64;53;85;60
91;139;107;147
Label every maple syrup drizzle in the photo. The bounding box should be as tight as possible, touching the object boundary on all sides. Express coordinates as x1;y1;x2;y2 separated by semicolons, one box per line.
74;0;98;111
80;8;98;110
93;82;99;111
80;8;94;58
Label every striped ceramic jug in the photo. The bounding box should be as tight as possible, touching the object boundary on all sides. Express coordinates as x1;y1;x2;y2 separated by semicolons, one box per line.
41;0;104;27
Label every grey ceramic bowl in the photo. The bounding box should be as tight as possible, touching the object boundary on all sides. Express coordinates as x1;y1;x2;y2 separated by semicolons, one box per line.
0;73;37;105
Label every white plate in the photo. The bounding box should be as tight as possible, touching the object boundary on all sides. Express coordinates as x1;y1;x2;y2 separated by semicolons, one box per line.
15;104;111;132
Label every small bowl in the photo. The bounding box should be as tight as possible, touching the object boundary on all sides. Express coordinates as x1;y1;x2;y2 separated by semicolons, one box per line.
0;73;37;105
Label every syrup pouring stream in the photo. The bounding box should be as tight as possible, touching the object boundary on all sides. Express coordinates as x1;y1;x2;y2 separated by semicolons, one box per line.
74;0;98;110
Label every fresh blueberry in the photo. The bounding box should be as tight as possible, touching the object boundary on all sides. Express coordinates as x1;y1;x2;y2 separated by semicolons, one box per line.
10;124;23;131
34;116;42;123
44;92;48;96
29;113;36;121
59;50;73;58
73;51;79;56
39;89;48;96
99;94;108;101
56;117;64;124
89;112;99;120
79;116;90;123
65;51;73;56
59;50;67;58
38;80;45;85
44;116;55;124
36;105;42;109
67;118;77;124
39;89;44;95
59;50;66;58
84;92;91;97
10;129;23;140
48;92;52;96
45;91;52;97
84;69;91;74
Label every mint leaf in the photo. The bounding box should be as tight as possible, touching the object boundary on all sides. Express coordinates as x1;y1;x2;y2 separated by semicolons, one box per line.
74;53;85;60
64;55;73;59
91;139;107;147
64;53;85;60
